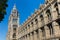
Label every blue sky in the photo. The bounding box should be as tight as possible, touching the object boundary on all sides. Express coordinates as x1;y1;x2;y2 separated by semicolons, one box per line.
0;0;44;40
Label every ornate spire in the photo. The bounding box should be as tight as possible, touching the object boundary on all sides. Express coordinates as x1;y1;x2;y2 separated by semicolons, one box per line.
11;4;17;14
13;4;16;10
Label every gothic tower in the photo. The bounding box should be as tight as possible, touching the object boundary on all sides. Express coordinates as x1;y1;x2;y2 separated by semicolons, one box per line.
7;4;19;40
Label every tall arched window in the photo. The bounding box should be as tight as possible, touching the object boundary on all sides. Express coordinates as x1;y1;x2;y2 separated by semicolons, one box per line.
47;23;54;35
40;14;44;26
35;19;38;24
31;22;33;27
46;9;52;21
41;27;45;37
13;25;17;32
28;24;30;29
40;14;44;21
13;33;16;38
54;2;60;15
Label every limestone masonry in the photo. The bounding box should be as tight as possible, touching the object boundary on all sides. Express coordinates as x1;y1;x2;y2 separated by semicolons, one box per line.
7;0;60;40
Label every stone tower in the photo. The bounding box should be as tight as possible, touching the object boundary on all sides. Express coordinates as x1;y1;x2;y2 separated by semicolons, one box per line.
7;4;19;40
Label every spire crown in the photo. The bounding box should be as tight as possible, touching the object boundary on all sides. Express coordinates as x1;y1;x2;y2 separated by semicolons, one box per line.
13;4;16;10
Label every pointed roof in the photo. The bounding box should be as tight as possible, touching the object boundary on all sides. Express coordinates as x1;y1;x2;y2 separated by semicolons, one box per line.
13;4;17;10
11;4;18;14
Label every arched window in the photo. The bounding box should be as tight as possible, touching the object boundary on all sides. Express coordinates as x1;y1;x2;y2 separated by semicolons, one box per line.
46;9;51;21
28;24;30;28
40;14;44;26
13;28;16;32
35;19;38;24
54;2;60;15
31;22;33;26
54;2;58;8
47;23;53;35
13;25;17;31
13;33;16;38
40;14;43;21
41;27;45;37
28;24;30;27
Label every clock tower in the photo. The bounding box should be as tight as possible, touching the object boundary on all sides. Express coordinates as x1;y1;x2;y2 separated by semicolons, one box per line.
7;4;19;40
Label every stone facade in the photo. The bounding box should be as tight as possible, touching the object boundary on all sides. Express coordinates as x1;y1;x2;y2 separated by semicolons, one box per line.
6;5;19;40
7;0;60;40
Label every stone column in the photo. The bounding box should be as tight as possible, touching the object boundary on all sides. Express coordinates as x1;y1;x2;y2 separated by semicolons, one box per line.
33;20;37;30
22;30;24;38
44;26;50;39
27;25;29;34
38;15;42;28
38;29;43;40
33;31;38;40
25;28;26;36
51;4;58;20
30;23;33;32
52;21;60;37
25;28;27;35
27;35;29;40
30;33;33;40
